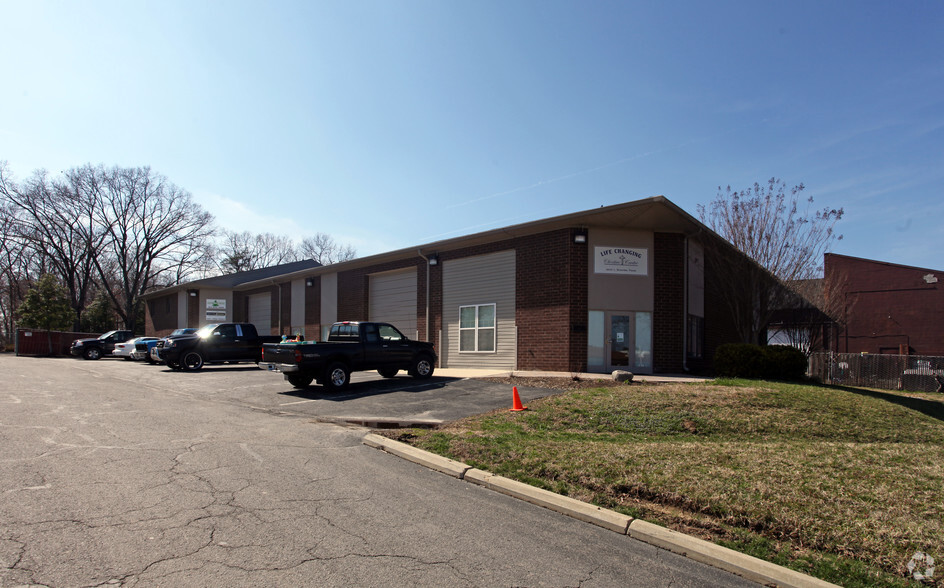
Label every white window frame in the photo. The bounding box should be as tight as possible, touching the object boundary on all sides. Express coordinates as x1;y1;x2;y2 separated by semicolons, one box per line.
458;303;496;353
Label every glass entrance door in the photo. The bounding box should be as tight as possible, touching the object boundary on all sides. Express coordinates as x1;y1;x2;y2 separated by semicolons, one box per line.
610;315;631;368
588;311;652;374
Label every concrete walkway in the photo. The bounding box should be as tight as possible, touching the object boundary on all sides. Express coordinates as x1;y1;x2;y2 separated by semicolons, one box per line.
435;367;710;383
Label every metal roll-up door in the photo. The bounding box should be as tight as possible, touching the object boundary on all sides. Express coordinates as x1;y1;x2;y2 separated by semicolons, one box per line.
369;268;418;338
248;293;271;333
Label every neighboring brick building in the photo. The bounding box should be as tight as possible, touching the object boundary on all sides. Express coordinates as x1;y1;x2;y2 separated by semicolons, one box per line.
144;196;758;375
825;253;944;355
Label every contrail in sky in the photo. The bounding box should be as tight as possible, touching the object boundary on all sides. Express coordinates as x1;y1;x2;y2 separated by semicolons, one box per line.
443;142;691;211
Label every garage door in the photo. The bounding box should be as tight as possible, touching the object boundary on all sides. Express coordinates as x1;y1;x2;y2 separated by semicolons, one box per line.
369;268;417;339
247;293;271;334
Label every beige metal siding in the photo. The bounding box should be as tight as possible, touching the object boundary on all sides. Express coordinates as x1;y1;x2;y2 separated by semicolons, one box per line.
442;250;516;369
369;268;418;338
248;293;271;333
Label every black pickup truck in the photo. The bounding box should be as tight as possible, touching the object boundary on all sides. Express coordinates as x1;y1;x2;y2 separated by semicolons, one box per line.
261;321;437;391
70;330;135;360
159;323;282;371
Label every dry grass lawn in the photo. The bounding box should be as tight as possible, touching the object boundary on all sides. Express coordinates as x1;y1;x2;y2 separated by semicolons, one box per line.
388;378;944;587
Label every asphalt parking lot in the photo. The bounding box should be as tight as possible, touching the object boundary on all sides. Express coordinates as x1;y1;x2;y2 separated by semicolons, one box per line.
64;356;562;428
1;353;759;587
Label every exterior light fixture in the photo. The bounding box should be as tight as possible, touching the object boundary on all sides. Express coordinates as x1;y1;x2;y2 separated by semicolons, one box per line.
188;290;198;297
574;232;588;244
429;254;439;266
305;278;314;287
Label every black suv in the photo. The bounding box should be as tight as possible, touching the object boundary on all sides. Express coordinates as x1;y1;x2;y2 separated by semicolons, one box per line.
70;330;134;360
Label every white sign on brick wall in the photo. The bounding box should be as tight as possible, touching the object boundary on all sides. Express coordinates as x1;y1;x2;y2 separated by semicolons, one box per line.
594;247;648;275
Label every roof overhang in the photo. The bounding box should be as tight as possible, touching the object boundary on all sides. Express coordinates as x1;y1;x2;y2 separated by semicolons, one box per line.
234;195;714;290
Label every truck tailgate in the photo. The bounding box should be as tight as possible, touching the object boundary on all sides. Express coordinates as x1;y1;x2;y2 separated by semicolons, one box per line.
262;344;300;364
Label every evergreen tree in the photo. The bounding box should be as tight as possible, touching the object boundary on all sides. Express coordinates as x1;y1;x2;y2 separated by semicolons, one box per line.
17;274;74;354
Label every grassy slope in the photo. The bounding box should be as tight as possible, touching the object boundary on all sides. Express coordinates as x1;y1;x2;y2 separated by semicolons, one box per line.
392;380;944;587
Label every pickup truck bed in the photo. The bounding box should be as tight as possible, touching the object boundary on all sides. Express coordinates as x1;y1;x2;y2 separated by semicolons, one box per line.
261;321;436;391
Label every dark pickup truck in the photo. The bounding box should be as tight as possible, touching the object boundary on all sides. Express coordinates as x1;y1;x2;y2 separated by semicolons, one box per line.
159;323;282;371
70;330;134;360
261;321;437;391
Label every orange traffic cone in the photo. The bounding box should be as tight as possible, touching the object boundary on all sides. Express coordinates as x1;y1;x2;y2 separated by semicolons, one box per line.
510;386;527;412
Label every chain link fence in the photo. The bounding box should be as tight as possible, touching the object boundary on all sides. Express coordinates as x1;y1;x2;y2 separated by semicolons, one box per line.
808;352;944;393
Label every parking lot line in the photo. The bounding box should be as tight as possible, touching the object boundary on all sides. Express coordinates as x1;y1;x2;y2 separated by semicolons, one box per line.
279;398;320;406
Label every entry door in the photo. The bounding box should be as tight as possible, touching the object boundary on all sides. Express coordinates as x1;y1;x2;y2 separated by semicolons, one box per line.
608;314;632;371
604;311;652;374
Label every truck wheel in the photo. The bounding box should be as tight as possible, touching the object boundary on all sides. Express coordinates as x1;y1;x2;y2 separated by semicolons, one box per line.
182;351;204;371
378;368;399;378
286;374;314;389
323;362;350;392
83;347;102;360
409;355;435;379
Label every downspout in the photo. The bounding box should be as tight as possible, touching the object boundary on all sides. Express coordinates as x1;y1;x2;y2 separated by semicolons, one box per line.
417;249;431;342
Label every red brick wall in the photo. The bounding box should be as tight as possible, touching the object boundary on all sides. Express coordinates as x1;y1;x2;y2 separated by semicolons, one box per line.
427;262;442;356
515;229;589;372
653;233;685;373
827;253;944;355
145;293;178;336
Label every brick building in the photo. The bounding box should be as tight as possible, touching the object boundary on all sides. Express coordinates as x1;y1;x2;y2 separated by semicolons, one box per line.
143;196;754;374
825;253;944;356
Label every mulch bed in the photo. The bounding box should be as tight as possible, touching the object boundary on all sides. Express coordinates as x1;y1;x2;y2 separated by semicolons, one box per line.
480;375;631;391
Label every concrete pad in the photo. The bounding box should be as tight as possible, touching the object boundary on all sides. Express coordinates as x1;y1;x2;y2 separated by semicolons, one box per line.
628;520;839;588
362;434;471;478
465;469;633;534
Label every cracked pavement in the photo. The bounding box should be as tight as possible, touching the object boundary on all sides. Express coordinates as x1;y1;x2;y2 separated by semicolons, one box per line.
0;355;757;587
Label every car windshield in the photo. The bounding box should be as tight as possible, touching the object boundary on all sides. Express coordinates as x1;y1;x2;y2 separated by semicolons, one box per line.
97;330;118;340
196;324;219;338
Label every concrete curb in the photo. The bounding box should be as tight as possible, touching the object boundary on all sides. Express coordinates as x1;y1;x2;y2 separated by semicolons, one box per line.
363;433;839;588
464;468;632;534
363;433;471;478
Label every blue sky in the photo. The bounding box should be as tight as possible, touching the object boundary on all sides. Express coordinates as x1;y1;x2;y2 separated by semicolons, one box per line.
2;1;942;270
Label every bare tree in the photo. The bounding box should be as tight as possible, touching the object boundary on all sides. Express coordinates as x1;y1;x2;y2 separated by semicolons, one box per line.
214;230;356;273
0;199;28;342
698;178;843;344
299;232;357;265
766;271;853;356
0;163;107;331
94;166;215;331
216;230;299;273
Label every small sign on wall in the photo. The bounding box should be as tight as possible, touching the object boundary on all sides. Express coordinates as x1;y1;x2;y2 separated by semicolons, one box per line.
206;298;227;310
594;247;648;275
206;310;227;322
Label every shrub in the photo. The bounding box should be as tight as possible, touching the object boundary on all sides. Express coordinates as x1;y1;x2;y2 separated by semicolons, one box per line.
762;345;808;381
713;343;808;381
714;343;767;378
